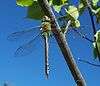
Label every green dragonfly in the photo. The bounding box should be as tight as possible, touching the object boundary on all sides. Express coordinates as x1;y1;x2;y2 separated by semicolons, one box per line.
8;16;52;79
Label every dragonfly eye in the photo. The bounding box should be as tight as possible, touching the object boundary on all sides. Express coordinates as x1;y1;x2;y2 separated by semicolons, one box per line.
42;16;51;22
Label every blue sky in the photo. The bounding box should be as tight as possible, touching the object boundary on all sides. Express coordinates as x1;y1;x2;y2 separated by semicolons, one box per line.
0;0;100;86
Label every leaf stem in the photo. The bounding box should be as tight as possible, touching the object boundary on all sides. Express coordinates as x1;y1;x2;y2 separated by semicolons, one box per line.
77;58;100;67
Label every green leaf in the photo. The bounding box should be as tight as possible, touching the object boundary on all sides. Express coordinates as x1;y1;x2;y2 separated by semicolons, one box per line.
52;0;67;6
78;3;86;15
16;0;34;7
26;1;45;20
96;10;100;23
93;42;100;60
97;42;100;54
94;30;100;42
93;43;98;59
66;5;79;20
53;5;62;13
53;0;68;12
48;0;53;2
93;30;100;60
95;42;100;59
64;5;80;28
92;0;99;6
79;0;87;6
74;20;80;28
71;19;80;28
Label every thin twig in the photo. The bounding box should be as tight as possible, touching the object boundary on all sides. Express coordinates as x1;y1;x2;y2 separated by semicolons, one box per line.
77;58;100;67
73;29;94;43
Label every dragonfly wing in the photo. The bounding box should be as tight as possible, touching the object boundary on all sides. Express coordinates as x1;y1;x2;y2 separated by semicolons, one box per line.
66;25;93;41
7;26;41;41
14;33;42;57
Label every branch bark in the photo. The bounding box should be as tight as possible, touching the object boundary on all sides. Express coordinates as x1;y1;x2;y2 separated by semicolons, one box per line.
37;0;86;85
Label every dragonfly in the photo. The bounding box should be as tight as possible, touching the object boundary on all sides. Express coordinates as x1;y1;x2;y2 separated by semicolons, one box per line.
8;16;53;79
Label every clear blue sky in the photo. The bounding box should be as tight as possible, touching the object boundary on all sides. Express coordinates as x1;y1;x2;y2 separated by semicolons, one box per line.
0;0;100;86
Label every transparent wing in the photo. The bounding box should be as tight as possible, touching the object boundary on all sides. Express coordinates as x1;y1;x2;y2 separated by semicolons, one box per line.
66;25;94;42
7;26;41;41
14;33;43;57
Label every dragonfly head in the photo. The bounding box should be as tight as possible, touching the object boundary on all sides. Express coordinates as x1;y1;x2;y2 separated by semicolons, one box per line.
42;16;51;22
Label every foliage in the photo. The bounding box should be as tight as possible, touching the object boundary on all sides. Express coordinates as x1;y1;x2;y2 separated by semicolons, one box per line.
65;5;80;28
26;1;45;19
52;0;67;5
92;0;99;7
16;0;34;6
93;30;100;60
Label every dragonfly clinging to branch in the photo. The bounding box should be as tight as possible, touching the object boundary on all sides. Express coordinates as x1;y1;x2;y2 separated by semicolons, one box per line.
8;6;98;79
8;16;52;79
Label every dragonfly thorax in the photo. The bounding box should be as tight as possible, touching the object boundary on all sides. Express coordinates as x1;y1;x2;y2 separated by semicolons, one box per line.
41;16;52;37
41;22;51;32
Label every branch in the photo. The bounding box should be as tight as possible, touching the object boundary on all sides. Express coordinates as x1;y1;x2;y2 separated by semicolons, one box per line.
76;58;100;67
37;0;86;86
88;8;96;35
85;0;96;34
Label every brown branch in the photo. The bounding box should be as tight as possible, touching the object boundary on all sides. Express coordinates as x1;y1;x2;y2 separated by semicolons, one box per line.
37;0;86;86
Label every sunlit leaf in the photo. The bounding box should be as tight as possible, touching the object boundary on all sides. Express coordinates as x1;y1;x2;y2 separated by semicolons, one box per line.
52;0;67;12
93;42;100;60
93;42;98;59
53;5;62;12
71;19;80;28
78;3;86;15
64;5;80;28
66;5;79;20
94;30;100;42
96;10;100;23
79;0;87;6
74;20;80;28
92;0;99;6
16;0;34;7
52;0;67;6
93;30;100;60
26;1;45;20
